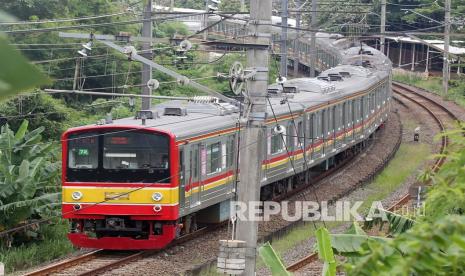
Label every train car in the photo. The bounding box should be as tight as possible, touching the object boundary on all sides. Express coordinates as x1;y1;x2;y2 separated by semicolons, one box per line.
61;41;392;250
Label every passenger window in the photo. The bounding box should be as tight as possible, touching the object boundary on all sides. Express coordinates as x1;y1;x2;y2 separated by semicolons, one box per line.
207;142;221;174
312;113;318;140
297;121;304;146
190;146;199;179
271;127;285;154
226;135;235;168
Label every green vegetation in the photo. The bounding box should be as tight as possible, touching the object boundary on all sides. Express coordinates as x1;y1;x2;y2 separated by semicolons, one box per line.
359;143;430;211
393;73;465;108
0;120;61;238
0;221;74;274
258;242;291;276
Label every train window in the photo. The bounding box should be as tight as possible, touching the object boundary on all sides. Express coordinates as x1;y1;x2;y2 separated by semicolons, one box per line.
287;122;295;149
311;114;316;140
328;108;333;135
227;135;236;168
68;133;98;169
271;127;285;154
338;105;343;130
371;93;375;113
190;146;199;179
207;142;221;174
331;106;336;132
297;121;304;146
102;132;169;170
179;150;184;186
319;111;324;138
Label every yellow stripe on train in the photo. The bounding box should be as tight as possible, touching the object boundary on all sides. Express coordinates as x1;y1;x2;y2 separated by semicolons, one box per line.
185;175;235;197
62;186;179;204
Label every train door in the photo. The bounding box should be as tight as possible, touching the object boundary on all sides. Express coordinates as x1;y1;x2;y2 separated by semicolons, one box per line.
313;111;323;159
188;144;201;208
287;122;295;172
179;148;186;213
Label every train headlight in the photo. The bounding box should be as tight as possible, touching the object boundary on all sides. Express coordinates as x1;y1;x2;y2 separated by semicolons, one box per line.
152;192;163;202
72;191;83;200
153;204;162;212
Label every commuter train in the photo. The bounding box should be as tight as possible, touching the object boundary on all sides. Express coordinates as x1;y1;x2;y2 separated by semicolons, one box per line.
61;36;392;249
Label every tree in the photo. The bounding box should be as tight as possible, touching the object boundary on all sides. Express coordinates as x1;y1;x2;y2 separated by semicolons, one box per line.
0;121;61;244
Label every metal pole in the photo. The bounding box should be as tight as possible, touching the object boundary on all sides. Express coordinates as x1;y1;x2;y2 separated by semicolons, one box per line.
240;0;246;12
293;0;301;77
411;43;415;71
203;0;208;40
141;0;153;110
235;0;271;275
309;0;317;77
280;0;288;77
442;0;451;97
398;41;402;68
425;45;430;74
380;0;386;54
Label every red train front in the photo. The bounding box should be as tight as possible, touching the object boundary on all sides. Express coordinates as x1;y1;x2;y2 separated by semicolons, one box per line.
61;125;180;250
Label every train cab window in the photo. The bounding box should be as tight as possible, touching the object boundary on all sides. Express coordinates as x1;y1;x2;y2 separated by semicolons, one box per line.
68;133;98;169
103;133;169;170
207;142;221;174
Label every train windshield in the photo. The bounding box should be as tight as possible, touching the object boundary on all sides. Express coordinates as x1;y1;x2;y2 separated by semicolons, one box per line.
67;130;170;183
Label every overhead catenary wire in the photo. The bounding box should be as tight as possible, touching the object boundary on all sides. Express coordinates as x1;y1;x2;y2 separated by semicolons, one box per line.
3;13;209;34
0;11;134;26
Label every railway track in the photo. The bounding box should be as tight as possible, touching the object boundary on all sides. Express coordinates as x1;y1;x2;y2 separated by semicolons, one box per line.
285;82;460;273
23;225;216;276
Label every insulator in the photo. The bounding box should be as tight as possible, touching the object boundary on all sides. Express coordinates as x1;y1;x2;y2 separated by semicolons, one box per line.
192;96;219;103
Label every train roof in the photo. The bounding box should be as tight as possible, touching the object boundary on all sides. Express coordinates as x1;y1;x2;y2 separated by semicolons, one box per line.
72;63;388;141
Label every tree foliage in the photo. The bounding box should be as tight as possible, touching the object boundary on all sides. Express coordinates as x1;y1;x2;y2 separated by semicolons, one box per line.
0;121;60;235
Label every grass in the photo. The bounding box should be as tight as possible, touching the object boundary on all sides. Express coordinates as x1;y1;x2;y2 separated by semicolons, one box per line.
393;73;465;108
0;220;74;274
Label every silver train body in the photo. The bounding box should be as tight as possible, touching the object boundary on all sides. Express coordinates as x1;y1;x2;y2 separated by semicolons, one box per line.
106;38;392;222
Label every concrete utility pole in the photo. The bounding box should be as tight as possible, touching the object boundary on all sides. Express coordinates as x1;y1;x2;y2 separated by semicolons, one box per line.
280;0;288;77
442;0;451;96
141;0;153;110
235;0;271;275
293;0;301;76
380;0;386;54
72;58;80;91
309;0;317;77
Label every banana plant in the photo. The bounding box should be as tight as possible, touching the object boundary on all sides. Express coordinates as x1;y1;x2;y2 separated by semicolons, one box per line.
259;242;292;276
364;208;416;236
316;227;337;276
0;121;60;242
